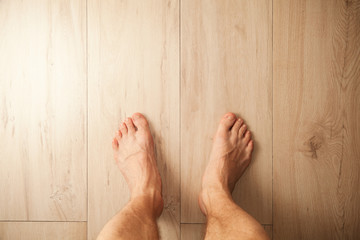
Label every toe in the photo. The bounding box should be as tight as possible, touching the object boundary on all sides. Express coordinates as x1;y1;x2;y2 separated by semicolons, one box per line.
238;124;247;137
115;130;122;141
246;140;254;154
112;137;119;149
244;130;251;143
132;112;149;132
218;112;237;133
125;118;136;133
120;122;128;135
231;118;243;133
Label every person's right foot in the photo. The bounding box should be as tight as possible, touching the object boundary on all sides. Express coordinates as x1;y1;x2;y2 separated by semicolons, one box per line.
199;112;254;215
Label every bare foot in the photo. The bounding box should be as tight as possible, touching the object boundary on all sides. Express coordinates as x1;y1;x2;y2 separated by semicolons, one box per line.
112;113;163;217
199;112;254;215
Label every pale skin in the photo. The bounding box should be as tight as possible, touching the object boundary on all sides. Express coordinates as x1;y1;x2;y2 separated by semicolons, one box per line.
97;112;270;240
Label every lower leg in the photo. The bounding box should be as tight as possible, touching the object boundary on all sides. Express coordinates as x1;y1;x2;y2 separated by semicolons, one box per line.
201;190;268;239
98;113;163;240
199;113;269;240
98;193;162;240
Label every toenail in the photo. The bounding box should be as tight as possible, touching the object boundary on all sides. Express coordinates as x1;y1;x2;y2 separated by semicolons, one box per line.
226;114;234;120
133;114;140;119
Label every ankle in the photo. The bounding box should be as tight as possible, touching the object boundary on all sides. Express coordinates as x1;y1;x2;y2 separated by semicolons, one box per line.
130;189;164;218
199;186;234;216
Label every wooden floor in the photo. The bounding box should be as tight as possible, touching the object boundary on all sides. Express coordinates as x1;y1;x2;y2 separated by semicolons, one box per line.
0;0;359;239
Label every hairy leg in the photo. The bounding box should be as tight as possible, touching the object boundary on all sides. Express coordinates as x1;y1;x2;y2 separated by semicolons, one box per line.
98;113;163;240
199;113;269;240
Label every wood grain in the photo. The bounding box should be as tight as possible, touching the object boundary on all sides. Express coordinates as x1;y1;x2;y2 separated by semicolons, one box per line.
87;0;180;239
0;0;87;221
2;0;359;239
181;224;204;240
0;222;86;240
181;0;272;223
273;0;360;239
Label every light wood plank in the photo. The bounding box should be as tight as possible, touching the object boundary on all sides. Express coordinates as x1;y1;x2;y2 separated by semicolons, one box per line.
0;0;87;220
0;222;86;240
181;224;204;240
88;0;180;239
181;0;272;223
274;0;360;239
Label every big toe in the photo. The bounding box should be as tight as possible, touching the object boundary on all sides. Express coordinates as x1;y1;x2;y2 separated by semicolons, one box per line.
132;112;150;132
217;112;237;134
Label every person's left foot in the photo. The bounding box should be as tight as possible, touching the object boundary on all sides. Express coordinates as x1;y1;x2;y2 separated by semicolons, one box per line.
112;113;163;216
